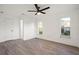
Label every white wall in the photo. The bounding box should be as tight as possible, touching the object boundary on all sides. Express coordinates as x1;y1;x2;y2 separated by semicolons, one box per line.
36;4;79;47
0;4;36;42
0;16;19;42
0;15;36;42
0;4;79;48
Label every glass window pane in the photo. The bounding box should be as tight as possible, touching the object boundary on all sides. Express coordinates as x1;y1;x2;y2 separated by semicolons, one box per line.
61;17;71;38
38;21;43;35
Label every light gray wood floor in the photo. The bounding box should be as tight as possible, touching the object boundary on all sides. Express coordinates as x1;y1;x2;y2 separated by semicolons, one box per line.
0;38;79;55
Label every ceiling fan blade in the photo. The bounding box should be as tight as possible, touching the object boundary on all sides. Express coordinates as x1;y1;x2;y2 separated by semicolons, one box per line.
35;12;38;15
34;4;39;11
40;12;46;14
40;7;50;11
28;10;37;12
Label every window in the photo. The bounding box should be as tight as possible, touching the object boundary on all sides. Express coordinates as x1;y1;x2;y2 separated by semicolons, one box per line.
61;17;70;38
38;21;43;35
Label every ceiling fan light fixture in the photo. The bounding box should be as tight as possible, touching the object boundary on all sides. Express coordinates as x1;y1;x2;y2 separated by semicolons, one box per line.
37;12;41;15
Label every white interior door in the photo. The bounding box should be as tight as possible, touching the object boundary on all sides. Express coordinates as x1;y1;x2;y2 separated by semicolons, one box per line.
24;22;36;40
19;19;36;40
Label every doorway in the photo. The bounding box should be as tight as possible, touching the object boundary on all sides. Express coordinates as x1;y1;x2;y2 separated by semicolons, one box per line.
19;19;36;40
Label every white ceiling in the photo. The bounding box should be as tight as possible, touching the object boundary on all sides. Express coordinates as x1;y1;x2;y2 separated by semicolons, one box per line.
0;4;79;18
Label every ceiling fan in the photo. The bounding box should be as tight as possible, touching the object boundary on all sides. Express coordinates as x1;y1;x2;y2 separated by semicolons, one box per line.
28;4;50;15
